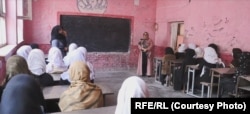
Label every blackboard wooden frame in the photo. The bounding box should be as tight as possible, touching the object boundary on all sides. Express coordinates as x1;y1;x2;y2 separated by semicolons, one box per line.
59;13;133;52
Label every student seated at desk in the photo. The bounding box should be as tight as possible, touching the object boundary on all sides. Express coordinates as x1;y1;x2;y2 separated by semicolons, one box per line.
61;47;95;84
0;55;36;102
220;48;242;97
115;76;149;114
27;49;55;87
46;47;67;74
160;47;176;86
195;47;222;89
175;43;187;59
63;43;78;65
0;74;45;114
194;47;204;63
175;48;197;90
59;61;103;112
16;45;32;61
208;43;220;58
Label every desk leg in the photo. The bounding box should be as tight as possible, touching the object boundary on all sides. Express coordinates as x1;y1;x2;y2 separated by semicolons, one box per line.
186;68;190;93
217;76;221;98
210;71;214;98
191;69;195;94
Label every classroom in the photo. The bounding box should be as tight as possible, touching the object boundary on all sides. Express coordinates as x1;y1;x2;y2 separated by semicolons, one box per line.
0;0;250;113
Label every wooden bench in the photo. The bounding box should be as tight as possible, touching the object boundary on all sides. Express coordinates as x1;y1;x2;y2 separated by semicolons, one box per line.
48;105;116;114
200;82;218;98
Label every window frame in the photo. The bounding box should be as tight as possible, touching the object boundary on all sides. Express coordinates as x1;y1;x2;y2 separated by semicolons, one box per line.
16;0;32;44
0;0;7;47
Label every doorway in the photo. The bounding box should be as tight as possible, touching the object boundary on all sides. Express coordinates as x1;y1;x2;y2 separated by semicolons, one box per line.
170;22;184;52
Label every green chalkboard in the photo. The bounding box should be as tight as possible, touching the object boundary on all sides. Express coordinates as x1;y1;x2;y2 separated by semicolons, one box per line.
60;15;131;52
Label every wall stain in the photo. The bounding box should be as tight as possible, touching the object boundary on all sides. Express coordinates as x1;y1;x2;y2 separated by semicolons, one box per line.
214;19;222;26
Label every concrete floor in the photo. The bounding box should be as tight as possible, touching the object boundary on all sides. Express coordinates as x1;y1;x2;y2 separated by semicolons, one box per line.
95;70;193;107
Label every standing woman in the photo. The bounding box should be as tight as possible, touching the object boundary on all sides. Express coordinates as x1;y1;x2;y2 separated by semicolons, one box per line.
137;32;154;77
50;25;68;57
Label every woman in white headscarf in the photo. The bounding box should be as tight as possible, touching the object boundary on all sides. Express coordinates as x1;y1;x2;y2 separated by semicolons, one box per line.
76;47;95;82
188;43;196;50
61;46;95;83
16;45;32;61
115;76;149;114
68;43;78;53
63;43;78;65
46;47;67;74
27;49;55;87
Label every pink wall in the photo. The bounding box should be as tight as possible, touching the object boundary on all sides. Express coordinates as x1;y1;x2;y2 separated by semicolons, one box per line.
156;0;250;54
24;0;156;71
24;0;250;70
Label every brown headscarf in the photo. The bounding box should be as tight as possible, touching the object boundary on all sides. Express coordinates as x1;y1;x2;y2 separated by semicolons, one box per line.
58;61;103;112
5;55;32;84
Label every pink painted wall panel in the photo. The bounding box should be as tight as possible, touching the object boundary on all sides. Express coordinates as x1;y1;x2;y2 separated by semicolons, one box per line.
24;0;156;71
156;0;250;55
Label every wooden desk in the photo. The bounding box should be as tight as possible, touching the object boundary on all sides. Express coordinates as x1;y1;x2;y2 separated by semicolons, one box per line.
186;65;200;98
43;83;114;105
210;68;236;97
48;105;116;114
235;75;250;97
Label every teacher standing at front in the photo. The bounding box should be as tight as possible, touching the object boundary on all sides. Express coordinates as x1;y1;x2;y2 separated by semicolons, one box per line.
137;32;154;77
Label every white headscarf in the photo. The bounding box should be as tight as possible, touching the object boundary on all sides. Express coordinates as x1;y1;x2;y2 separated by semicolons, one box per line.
46;47;66;73
188;43;196;50
77;47;87;58
64;49;86;67
27;49;46;76
115;76;149;114
76;47;94;80
68;43;78;53
61;48;95;82
16;45;32;61
177;44;187;53
63;43;78;66
203;47;219;64
61;49;86;81
194;47;204;58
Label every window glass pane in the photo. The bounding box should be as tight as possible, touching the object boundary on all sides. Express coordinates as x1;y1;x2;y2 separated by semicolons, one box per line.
17;0;23;16
17;19;23;43
2;0;5;13
0;17;6;46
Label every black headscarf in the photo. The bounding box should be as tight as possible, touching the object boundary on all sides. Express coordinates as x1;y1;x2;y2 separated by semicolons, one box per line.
165;47;174;55
208;43;219;57
231;48;242;67
185;48;196;60
30;43;39;49
50;25;67;46
0;74;45;114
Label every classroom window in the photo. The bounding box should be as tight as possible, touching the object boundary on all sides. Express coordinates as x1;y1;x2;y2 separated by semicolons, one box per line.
0;0;6;47
16;0;32;43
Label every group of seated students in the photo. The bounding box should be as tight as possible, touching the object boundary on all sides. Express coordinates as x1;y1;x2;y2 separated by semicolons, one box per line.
160;43;250;97
0;43;100;112
0;68;148;114
0;42;150;113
